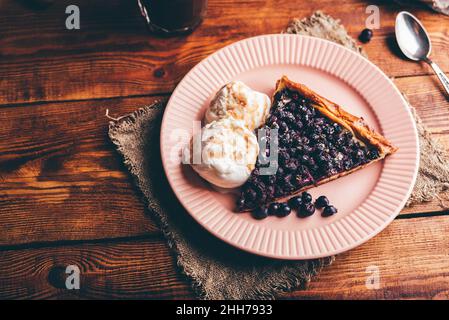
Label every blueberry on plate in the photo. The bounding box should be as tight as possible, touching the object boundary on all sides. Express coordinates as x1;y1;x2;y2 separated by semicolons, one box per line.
315;195;329;209
297;202;315;218
277;203;292;217
252;207;269;220
268;202;281;216
288;196;302;209
322;205;338;217
236;198;246;210
301;192;313;204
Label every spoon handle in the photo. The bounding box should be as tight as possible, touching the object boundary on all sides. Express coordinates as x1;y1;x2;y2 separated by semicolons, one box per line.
426;58;449;96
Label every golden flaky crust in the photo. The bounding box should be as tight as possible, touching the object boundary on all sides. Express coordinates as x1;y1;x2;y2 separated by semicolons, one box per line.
275;76;398;156
239;76;398;212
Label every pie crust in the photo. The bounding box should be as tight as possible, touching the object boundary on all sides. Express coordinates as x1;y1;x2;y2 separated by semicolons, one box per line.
237;76;398;212
275;76;398;156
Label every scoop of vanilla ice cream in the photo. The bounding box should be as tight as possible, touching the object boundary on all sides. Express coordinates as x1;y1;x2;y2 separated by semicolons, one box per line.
183;117;259;189
204;81;271;131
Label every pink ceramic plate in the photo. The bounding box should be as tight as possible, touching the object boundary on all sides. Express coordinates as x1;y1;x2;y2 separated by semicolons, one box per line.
160;35;419;259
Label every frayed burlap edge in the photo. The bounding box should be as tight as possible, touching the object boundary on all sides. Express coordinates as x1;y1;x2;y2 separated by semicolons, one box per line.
284;11;367;57
406;105;449;206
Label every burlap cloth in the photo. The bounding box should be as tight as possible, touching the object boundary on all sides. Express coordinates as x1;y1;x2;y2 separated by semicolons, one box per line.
395;0;449;15
108;12;449;299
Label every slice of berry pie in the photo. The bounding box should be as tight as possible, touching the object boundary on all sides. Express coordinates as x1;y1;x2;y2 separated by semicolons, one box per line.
237;76;398;212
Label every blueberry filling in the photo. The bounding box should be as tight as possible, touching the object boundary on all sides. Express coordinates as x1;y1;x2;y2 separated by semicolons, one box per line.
237;89;380;211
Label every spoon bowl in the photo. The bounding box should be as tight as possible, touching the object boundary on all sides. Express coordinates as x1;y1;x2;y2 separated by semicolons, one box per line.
395;11;431;61
395;11;449;95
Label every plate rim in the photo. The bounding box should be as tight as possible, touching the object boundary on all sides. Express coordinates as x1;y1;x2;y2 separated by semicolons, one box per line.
160;34;420;260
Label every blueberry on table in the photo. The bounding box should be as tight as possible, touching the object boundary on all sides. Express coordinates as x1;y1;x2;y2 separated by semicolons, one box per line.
268;202;280;216
297;202;315;218
322;205;338;217
288;196;302;209
359;28;373;43
277;203;291;217
301;192;313;204
315;195;329;209
252;207;269;220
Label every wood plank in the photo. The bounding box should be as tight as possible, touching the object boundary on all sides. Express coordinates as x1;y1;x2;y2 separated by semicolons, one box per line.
395;75;449;134
0;215;448;299
0;237;193;299
1;74;449;246
0;95;166;245
2;0;448;301
1;0;448;104
286;215;449;299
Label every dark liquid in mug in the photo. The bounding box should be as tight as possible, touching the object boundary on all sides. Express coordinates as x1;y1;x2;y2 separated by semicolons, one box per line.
139;0;207;33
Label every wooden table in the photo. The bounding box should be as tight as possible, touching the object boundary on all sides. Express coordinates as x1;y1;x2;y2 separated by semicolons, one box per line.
1;0;448;300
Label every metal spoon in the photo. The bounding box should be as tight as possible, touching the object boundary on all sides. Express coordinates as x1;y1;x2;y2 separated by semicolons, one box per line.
395;11;449;95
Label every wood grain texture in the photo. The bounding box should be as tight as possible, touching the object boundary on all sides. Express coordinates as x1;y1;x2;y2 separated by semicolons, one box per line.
1;0;449;300
396;75;449;134
0;215;448;300
0;95;166;245
0;237;193;299
1;0;449;105
1;74;448;246
287;215;449;299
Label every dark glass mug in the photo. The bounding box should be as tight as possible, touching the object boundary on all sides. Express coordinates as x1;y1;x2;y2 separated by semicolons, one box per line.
137;0;208;35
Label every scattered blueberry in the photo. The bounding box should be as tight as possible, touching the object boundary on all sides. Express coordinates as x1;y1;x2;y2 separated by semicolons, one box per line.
301;192;313;204
277;203;292;217
252;207;269;220
288;196;302;209
297;202;315;218
268;202;281;216
315;195;329;209
322;205;338;217
359;28;373;43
